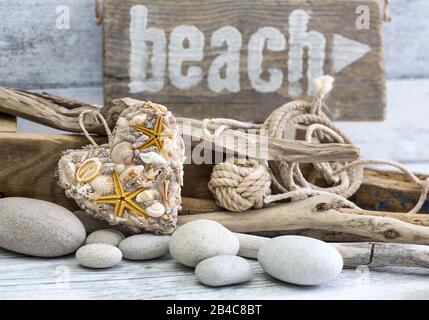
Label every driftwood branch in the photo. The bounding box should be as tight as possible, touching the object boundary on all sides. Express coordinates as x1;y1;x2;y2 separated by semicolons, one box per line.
234;233;429;269
0;88;359;163
178;195;429;245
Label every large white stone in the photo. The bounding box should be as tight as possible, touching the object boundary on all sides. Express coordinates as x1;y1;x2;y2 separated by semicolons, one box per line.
258;236;343;286
0;197;86;257
169;220;239;267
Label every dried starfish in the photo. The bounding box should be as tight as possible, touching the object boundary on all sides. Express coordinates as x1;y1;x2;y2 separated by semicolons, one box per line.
135;116;172;156
96;171;147;218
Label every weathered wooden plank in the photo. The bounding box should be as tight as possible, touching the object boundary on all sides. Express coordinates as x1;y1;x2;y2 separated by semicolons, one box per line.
0;133;104;210
352;168;429;213
103;0;385;121
1;248;429;299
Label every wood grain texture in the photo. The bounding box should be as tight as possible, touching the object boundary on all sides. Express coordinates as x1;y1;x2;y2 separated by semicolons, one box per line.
0;89;360;163
0;133;104;210
0;114;16;133
1;247;429;300
352;168;429;213
103;0;385;121
178;195;429;245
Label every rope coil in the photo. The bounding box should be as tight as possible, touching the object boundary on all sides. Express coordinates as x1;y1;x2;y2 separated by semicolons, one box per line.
206;76;428;214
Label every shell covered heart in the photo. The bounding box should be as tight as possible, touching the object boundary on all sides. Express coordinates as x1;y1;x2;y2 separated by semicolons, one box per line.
57;101;185;234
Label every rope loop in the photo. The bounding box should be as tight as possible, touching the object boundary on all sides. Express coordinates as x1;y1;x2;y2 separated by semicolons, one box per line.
78;110;112;147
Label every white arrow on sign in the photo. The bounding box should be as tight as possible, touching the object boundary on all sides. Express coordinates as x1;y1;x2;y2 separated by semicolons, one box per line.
331;34;371;74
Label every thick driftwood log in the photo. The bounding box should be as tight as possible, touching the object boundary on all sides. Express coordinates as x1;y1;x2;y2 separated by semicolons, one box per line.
178;195;429;245
0;89;359;163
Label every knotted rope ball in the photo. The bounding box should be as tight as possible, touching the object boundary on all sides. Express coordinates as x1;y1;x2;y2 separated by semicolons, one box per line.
208;158;271;212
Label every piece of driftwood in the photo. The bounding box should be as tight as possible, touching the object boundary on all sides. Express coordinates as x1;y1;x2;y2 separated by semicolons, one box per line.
352;168;429;213
0;88;359;163
234;233;429;269
178;195;429;245
103;0;385;121
0;114;16;132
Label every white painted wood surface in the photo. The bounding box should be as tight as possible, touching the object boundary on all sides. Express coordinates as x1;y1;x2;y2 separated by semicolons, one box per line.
1;247;429;300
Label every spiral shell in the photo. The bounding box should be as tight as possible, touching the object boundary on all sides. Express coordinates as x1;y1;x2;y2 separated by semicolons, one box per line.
111;141;134;165
145;202;165;218
57;158;77;187
90;175;114;196
76;158;102;183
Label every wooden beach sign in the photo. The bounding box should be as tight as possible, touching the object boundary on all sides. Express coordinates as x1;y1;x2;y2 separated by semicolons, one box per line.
103;0;385;121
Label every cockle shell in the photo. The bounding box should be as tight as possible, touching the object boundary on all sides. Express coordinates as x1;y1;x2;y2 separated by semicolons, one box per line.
90;175;114;196
136;189;159;203
76;158;102;183
145;202;165;218
138;152;167;165
111;141;134;165
119;165;144;184
57;157;77;187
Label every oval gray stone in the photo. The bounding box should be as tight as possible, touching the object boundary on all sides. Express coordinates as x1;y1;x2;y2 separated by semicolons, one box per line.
0;197;86;257
169;220;239;267
119;234;170;260
195;255;252;287
85;229;125;247
258;236;343;286
76;243;122;268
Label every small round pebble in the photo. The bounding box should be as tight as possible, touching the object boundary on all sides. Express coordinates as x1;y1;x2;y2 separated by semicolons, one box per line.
195;255;252;287
85;229;125;247
76;244;122;269
119;234;170;260
169;220;239;267
258;236;343;286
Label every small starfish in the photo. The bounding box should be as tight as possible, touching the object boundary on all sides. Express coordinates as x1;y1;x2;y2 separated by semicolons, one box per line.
96;171;147;218
135;116;172;156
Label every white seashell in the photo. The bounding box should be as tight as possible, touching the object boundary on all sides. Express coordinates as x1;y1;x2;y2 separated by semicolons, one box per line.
138;152;167;165
57;158;77;187
119;165;144;183
90;175;114;196
111;141;134;165
115;164;126;173
76;158;102;183
145;202;165;218
116;117;129;129
136;189;158;203
130;114;147;126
